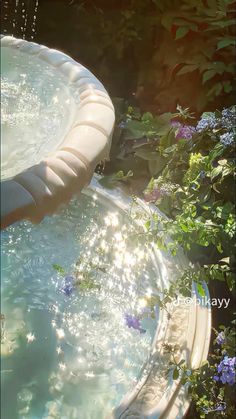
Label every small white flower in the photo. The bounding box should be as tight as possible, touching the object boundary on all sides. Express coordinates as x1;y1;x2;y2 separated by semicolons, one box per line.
56;329;65;339
26;333;35;343
58;363;66;371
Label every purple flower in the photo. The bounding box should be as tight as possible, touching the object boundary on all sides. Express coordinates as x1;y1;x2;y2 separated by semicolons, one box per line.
199;170;206;179
215;403;226;412
124;314;146;334
61;275;75;297
203;403;226;414
196;115;218;132
216;331;225;345
144;184;172;202
220;132;235;146
171;120;195;140
171;120;181;128
221;108;236;129
118;121;126;129
160;186;172;196
144;189;161;202
175;125;195;140
214;356;236;385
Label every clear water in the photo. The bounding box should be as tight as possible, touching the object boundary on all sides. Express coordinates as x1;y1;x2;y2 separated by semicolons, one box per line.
1;193;160;419
1;47;77;180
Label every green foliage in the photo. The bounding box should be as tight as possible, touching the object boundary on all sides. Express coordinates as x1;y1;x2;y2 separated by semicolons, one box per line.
115;105;235;296
98;170;133;189
70;0;235;112
52;264;65;275
75;274;101;291
166;320;236;418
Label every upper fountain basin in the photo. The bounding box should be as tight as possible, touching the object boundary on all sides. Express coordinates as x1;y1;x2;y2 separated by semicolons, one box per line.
0;35;115;229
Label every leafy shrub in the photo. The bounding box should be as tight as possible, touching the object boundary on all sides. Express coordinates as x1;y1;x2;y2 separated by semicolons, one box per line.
69;0;235;112
113;105;235;294
167;321;236;418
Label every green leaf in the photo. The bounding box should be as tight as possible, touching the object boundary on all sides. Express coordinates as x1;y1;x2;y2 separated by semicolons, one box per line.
223;80;233;93
142;112;153;122
218;159;227;166
206;82;222;97
217;242;223;253
52;264;65;275
144;220;151;230
161;14;173;31
202;69;216;84
175;27;189;40
176;64;198;76
135;149;159;161
211;165;223;180
180;223;189;232
148;160;161;176
197;283;206;297
154;113;173;135
217;37;236;50
201;111;215;119
148;156;167;176
98;171;133;189
99;174;119;189
163;144;178;157
79;278;101;291
173;368;179;380
205;19;235;29
125;120;146;139
208;143;224;161
226;273;235;292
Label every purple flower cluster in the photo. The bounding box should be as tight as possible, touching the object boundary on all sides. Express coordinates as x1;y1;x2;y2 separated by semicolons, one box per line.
144;193;156;202
118;121;127;129
215;403;226;412
160;186;170;195
171;121;195;140
196;108;235;133
144;188;161;203
175;125;195;140
61;275;75;297
203;403;226;414
196;115;219;132
124;314;146;334
220;132;235;146
144;183;173;203
221;108;236;129
213;355;236;385
216;331;226;345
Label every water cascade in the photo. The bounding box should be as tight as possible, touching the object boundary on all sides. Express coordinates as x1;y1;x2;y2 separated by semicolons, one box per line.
1;0;39;40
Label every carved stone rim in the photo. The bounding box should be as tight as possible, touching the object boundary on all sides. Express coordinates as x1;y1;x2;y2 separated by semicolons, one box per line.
1;35;115;229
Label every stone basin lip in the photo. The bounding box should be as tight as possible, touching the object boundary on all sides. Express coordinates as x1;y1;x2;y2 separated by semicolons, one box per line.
1;35;115;229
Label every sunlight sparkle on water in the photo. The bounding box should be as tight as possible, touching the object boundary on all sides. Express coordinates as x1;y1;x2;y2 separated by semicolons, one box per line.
1;194;162;418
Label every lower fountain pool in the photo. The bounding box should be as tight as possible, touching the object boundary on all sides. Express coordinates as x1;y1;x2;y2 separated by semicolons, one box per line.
1;186;161;419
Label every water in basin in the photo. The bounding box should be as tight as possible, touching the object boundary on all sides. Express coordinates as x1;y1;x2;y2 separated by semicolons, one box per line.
1;192;160;419
1;47;77;180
